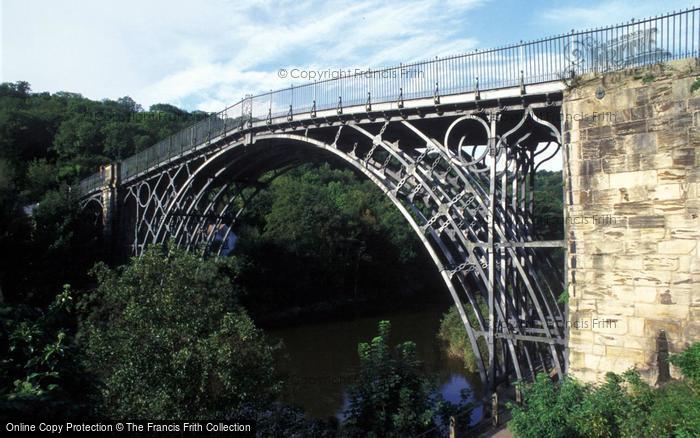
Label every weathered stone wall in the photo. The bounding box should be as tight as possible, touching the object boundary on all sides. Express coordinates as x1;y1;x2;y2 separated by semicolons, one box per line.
563;58;700;383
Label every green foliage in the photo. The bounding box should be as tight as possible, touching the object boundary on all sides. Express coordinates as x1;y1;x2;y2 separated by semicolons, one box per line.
690;78;700;93
532;170;563;241
438;303;487;373
670;342;700;387
642;73;656;84
342;321;471;437
571;371;654;437
0;159;17;195
0;81;198;305
23;159;57;201
642;381;700;438
236;164;439;320
508;374;585;438
81;245;281;419
0;81;197;188
0;158;32;303
0;285;97;419
0;177;102;306
26;188;102;305
532;170;565;287
508;343;700;438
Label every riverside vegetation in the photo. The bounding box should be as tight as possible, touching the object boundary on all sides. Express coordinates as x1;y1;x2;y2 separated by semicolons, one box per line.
508;343;700;437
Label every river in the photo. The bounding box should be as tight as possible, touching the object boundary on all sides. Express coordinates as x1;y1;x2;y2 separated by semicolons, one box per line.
267;303;484;424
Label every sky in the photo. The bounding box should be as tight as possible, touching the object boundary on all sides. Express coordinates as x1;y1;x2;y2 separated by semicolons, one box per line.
1;0;696;112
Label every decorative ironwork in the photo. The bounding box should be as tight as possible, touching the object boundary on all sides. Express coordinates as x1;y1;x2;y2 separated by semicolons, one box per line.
102;99;567;395
72;7;700;403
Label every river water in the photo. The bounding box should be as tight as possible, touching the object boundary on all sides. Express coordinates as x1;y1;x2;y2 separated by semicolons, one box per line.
267;304;484;424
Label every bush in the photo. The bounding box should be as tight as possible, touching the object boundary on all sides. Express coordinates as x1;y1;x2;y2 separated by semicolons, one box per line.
0;286;98;420
507;343;700;438
437;303;487;373
670;342;700;386
81;245;281;419
342;320;471;437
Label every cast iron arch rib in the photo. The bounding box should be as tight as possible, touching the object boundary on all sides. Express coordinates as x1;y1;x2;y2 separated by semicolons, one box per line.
114;106;566;393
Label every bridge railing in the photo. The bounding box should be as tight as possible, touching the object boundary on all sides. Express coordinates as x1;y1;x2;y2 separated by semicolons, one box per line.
78;171;103;195
78;7;700;193
118;103;246;181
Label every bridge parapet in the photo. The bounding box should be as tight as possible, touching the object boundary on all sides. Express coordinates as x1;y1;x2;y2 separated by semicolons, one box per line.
564;58;700;383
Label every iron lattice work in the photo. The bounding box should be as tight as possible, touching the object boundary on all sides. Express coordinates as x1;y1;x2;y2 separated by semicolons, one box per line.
115;98;566;391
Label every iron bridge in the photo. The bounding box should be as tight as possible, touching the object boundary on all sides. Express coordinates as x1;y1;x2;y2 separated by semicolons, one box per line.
76;8;700;395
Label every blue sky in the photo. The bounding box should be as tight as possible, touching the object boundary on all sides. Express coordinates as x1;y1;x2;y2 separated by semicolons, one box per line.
1;0;696;111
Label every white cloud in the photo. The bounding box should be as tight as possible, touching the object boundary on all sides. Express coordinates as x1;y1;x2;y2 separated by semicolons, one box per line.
1;0;487;111
6;0;689;114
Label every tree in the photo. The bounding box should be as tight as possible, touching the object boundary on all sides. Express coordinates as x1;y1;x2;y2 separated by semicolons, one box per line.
23;158;57;201
0;81;199;190
533;170;564;241
81;245;281;419
235;163;441;321
116;96;142;113
0;159;32;303
342;320;471;437
0;81;30;98
21;187;102;305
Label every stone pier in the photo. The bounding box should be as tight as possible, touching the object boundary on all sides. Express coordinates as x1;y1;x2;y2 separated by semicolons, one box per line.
99;163;119;243
564;58;700;383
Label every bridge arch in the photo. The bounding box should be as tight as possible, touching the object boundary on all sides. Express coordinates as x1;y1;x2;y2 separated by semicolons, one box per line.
115;106;567;391
123;133;490;381
78;195;105;232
